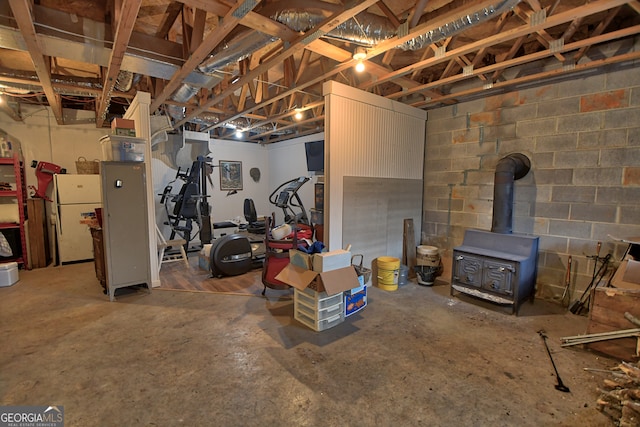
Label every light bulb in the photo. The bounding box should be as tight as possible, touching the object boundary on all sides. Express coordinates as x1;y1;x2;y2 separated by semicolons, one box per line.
295;111;303;120
235;130;243;138
355;61;365;73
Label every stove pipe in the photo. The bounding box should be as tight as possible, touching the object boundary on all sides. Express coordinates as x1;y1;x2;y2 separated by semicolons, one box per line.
491;153;531;234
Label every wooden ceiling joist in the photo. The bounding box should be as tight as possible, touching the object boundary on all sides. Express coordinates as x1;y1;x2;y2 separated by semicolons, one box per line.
96;0;143;127
1;0;639;143
176;0;380;129
8;0;64;125
149;0;262;113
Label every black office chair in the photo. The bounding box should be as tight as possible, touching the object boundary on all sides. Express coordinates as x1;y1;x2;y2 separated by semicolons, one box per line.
243;198;266;235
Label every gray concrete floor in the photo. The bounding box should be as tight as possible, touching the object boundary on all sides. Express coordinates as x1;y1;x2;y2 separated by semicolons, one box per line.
0;262;616;426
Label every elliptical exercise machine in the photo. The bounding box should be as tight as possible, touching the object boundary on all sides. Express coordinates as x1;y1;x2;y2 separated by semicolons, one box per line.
268;176;311;226
208;176;313;280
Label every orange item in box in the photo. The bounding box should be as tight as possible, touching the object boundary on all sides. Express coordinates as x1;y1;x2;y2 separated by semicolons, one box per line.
111;118;135;130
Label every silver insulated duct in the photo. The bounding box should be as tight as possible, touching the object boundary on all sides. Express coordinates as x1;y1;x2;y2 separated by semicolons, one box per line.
398;0;522;50
272;10;396;46
167;0;522;127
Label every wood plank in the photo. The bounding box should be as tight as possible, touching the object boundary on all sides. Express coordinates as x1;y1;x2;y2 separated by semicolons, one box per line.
26;198;50;268
586;288;640;361
585;319;639;361
403;219;417;279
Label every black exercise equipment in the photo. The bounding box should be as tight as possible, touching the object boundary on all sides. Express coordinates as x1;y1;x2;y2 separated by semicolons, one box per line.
159;155;213;247
243;198;266;234
268;176;311;225
209;234;253;278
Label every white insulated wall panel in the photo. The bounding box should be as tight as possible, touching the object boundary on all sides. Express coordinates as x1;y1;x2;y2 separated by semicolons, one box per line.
323;81;427;251
328;97;425;180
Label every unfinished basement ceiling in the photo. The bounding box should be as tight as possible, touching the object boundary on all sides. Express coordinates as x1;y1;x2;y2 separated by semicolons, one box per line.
0;0;638;143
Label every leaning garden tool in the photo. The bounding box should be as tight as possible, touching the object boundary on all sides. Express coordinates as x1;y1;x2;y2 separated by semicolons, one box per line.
561;255;572;308
538;330;570;393
569;252;611;315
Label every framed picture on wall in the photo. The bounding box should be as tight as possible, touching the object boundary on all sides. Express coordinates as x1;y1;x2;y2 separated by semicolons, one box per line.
219;160;243;191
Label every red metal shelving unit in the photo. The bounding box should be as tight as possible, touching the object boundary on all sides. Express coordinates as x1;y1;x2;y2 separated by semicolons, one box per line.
0;153;28;268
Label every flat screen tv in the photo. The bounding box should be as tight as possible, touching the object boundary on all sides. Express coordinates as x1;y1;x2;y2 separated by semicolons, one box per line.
304;140;324;172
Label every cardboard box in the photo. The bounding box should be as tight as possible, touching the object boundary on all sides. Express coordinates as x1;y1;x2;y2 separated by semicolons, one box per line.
588;287;640;361
290;249;313;270
275;263;360;296
611;260;640;290
344;286;367;317
111;118;135;129
312;249;351;272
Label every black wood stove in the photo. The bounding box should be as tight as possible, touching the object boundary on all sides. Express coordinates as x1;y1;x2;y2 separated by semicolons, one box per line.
450;153;540;314
451;229;539;314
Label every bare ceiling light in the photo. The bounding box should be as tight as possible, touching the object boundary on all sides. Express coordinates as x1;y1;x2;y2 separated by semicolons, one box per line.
353;47;366;73
235;130;244;138
352;46;367;61
294;108;303;120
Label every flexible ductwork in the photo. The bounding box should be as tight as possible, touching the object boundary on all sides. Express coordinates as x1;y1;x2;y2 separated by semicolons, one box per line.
273;10;396;46
168;31;278;122
115;70;134;92
491;153;531;234
198;32;278;73
167;0;522;129
398;0;521;50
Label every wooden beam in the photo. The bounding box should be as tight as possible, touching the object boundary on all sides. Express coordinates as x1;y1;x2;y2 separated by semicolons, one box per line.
361;0;633;92
175;0;379;128
8;0;64;124
248;115;325;141
190;8;207;53
392;25;640;102
411;50;640;109
96;0;142;127
156;2;183;38
0;96;23;121
376;1;403;27
179;0;299;41
513;3;565;62
574;6;622;62
149;0;262;112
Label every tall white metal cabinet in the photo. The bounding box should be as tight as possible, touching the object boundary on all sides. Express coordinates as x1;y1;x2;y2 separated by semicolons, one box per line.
101;162;152;301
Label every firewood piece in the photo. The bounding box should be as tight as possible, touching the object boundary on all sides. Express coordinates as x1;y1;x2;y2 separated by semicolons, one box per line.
620;361;640;379
621;402;640;427
603;378;639;390
623;400;640;413
625;312;640;327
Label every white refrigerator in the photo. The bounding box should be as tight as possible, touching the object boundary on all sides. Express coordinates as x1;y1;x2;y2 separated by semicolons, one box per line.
53;174;102;264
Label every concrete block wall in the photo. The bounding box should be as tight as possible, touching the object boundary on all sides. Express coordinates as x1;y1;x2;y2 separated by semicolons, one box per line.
423;64;640;301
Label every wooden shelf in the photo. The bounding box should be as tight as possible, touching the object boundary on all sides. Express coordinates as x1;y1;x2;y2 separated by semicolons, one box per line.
0;153;28;268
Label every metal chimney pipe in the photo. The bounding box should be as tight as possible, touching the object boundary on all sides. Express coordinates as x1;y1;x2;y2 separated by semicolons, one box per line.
491;153;531;234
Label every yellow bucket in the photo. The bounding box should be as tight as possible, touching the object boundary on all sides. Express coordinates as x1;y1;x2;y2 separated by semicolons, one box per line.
377;256;400;291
